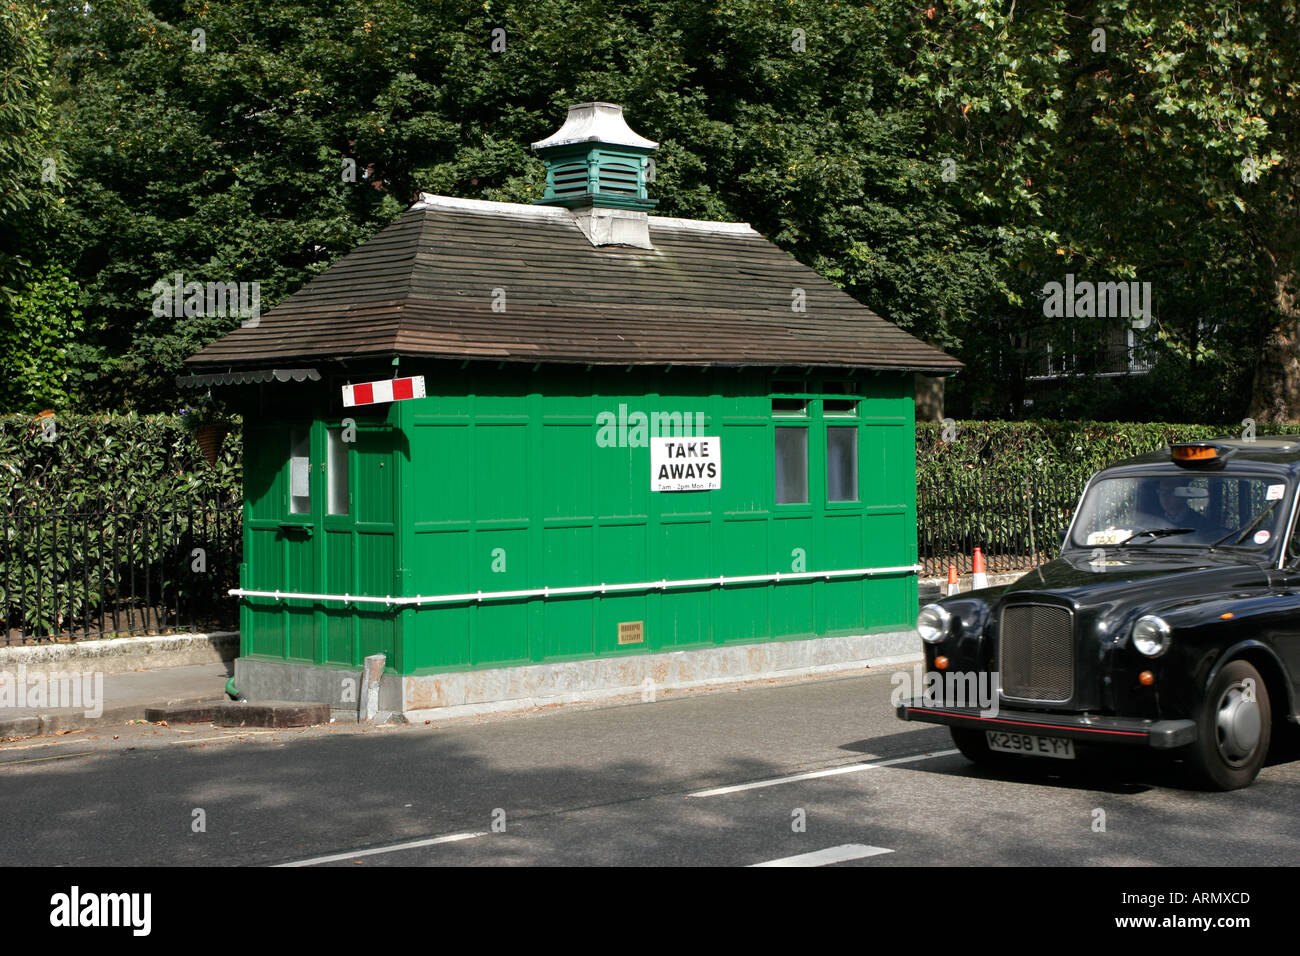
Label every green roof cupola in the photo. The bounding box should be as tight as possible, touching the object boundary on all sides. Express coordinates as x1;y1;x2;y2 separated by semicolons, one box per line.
531;102;658;212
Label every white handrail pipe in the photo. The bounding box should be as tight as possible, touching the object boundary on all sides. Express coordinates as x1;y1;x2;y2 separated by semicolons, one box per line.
228;564;923;608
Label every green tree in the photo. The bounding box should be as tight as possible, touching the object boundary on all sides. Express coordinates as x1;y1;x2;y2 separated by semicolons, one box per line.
0;0;59;311
39;0;1001;408
1090;1;1300;422
0;262;85;410
906;1;1291;421
28;0;1300;422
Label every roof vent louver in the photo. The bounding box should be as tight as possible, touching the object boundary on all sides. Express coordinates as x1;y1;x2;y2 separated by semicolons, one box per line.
532;102;658;249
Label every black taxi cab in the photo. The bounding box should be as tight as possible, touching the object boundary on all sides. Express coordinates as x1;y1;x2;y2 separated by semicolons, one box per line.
895;437;1300;789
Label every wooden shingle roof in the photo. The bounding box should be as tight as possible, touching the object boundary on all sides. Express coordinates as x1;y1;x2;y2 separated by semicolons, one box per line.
184;194;961;374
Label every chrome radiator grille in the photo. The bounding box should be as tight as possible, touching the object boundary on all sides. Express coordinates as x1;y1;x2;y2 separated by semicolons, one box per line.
998;604;1074;703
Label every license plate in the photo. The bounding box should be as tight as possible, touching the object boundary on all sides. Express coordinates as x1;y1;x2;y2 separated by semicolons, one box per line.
986;730;1075;759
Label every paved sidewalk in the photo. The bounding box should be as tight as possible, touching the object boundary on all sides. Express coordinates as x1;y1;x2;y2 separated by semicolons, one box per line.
0;661;232;739
0;569;1034;741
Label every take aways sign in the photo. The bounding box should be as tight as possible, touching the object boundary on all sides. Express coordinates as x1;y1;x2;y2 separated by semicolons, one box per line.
651;436;721;492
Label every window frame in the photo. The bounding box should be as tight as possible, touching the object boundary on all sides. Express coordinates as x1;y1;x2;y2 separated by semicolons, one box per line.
325;424;352;518
774;423;811;506
283;420;356;525
287;424;312;517
769;378;863;511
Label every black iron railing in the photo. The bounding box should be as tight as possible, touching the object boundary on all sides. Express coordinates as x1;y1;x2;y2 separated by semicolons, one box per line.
1;475;1082;641
917;471;1084;576
0;497;241;644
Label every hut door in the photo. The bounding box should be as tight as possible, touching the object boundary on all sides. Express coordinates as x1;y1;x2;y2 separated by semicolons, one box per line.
280;421;360;661
323;418;399;666
256;418;396;664
274;423;319;659
282;422;356;578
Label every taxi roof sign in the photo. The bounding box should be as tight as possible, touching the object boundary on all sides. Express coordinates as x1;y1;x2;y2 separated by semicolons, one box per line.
1170;442;1229;465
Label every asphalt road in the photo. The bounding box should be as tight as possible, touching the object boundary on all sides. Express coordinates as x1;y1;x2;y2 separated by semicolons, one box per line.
1;665;1297;867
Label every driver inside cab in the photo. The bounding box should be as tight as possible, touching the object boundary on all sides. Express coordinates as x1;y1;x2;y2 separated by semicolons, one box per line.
1157;479;1198;525
1152;478;1216;540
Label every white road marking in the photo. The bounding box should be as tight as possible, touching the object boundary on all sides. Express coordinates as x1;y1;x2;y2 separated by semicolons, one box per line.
275;831;489;867
750;844;894;867
276;750;956;866
689;749;959;797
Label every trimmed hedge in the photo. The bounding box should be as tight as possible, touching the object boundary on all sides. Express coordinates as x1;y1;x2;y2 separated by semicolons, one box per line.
915;420;1300;573
1;414;240;640
0;413;240;509
2;415;1295;638
4;415;1289;512
916;420;1297;488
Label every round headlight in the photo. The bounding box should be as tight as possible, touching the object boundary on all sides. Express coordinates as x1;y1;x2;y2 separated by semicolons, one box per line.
916;603;952;644
1132;614;1172;658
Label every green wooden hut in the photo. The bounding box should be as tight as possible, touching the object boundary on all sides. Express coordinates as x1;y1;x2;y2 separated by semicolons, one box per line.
182;103;960;718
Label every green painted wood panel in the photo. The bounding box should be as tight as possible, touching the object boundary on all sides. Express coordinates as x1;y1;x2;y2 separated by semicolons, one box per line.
237;409;403;667
397;365;917;674
236;365;919;676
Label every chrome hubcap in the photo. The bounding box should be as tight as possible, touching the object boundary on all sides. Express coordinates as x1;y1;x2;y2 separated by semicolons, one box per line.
1215;683;1261;766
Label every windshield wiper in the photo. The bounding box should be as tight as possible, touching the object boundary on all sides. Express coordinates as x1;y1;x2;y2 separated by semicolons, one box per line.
1209;500;1281;550
1117;528;1194;545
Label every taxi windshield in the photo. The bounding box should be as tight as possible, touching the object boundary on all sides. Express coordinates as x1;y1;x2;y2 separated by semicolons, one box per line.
1070;474;1290;550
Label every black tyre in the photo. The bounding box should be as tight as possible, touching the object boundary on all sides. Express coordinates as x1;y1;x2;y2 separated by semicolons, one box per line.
1184;659;1271;791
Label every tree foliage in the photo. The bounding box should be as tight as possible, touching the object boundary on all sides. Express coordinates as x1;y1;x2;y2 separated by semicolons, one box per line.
6;0;1299;420
0;264;86;411
0;0;59;310
0;411;239;508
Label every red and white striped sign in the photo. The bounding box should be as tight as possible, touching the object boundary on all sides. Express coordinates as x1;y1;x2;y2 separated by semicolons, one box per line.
342;375;426;407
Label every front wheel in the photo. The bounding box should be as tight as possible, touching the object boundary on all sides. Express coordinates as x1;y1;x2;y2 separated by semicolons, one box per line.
1184;659;1271;791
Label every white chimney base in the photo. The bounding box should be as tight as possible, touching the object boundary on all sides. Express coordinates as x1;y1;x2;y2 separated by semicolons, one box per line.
571;207;653;249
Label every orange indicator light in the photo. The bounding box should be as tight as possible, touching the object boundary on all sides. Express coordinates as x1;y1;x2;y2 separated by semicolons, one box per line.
1139;671;1155;686
1172;444;1218;461
1220;612;1234;620
934;656;949;670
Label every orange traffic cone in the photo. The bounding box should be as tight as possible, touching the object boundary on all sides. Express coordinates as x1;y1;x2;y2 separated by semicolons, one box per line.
972;547;989;590
947;564;959;596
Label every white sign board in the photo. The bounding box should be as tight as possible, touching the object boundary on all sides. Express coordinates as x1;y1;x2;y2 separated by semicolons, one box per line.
342;375;426;407
651;437;721;492
289;456;310;498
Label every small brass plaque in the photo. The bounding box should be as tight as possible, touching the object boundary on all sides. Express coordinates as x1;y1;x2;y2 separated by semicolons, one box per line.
617;621;644;645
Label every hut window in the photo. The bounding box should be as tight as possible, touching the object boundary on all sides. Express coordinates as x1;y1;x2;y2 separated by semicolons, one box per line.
288;426;311;514
775;427;809;504
772;397;807;416
826;427;859;502
327;427;349;515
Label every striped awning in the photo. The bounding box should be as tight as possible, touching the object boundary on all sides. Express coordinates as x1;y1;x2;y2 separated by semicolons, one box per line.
176;368;321;388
